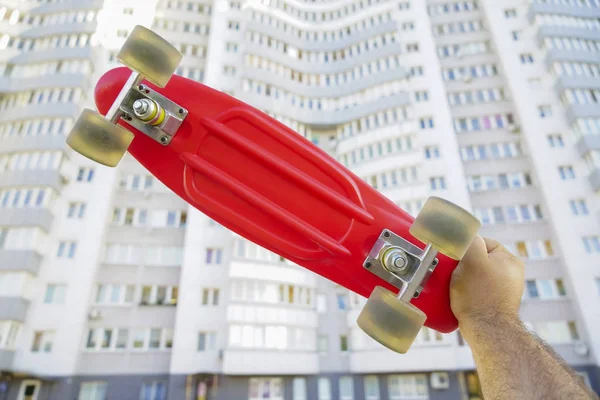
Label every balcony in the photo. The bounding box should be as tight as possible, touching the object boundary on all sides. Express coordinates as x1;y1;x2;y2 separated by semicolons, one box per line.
545;49;600;68
520;298;574;322
246;42;404;74
243;65;408;98
348;151;421;178
77;351;172;375
229;261;317;287
245;19;398;52
29;0;103;14
0;250;42;275
528;2;600;21
227;304;318;327
238;91;410;128
0;103;80;124
575;135;600;158
555;75;600;95
588;168;600;191
0;297;30;322
21;21;97;39
9;46;94;65
222;350;318;375
336;121;417;153
0;208;54;232
0;170;64;192
349;346;475;373
0;135;66;154
0;73;90;94
537;25;600;43
565;103;600;124
0;350;15;370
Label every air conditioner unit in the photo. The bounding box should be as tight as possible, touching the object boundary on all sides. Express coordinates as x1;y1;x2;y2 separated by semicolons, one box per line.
508;124;521;134
430;372;450;390
462;75;472;83
88;309;104;321
574;341;589;357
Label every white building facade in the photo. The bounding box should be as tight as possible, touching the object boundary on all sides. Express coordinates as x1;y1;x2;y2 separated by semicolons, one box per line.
0;0;598;399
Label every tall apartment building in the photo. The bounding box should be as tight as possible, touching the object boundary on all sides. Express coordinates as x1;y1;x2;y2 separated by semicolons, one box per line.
0;0;598;399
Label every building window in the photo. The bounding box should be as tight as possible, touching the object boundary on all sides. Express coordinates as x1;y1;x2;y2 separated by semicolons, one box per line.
504;9;517;18
76;167;95;182
318;378;332;400
44;284;66;304
528;321;579;344
419;118;434;129
293;378;307;400
318;335;328;354
78;382;107;400
339;377;354;400
424;146;440;159
140;381;166;400
583;236;600;253
538;105;552;118
67;202;86;219
558;166;575;180
520;53;534;64
249;378;283;400
123;7;134;15
388;375;428;400
364;376;380;400
406;43;419;52
340;335;349;352
525;279;567;299
414;91;429;102
57;241;77;258
430;177;446;191
201;288;220;305
547;134;564;148
139;285;178;306
205;248;223;264
569;199;589;216
336;294;349;310
31;331;54;352
512;30;521;41
197;331;216;351
18;381;41;400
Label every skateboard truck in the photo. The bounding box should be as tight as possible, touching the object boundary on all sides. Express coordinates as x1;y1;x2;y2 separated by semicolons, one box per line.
363;229;439;301
105;72;188;147
66;25;185;167
357;197;481;354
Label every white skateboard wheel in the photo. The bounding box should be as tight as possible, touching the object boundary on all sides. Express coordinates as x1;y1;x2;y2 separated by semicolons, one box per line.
66;109;134;167
117;25;182;88
357;286;426;354
410;197;480;260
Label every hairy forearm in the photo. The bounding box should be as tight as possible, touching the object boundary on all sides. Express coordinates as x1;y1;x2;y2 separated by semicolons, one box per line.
460;315;596;400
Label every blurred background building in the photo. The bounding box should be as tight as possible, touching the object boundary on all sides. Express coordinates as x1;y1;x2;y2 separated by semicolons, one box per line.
0;0;599;399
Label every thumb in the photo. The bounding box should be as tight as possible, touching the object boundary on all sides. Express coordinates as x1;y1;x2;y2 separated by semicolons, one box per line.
459;236;489;268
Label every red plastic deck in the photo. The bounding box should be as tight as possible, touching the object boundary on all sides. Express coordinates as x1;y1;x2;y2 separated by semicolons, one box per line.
94;67;459;333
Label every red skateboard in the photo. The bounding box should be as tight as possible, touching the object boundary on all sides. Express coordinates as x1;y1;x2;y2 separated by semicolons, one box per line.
67;26;480;353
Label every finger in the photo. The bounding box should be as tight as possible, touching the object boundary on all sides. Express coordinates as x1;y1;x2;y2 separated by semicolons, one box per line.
460;235;488;266
482;237;505;254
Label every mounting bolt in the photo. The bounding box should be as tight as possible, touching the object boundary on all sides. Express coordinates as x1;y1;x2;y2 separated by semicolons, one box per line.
413;287;422;298
381;247;409;274
160;136;169;144
133;99;151;116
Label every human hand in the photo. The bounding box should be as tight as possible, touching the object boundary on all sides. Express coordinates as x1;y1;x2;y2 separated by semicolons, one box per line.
449;236;525;332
